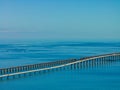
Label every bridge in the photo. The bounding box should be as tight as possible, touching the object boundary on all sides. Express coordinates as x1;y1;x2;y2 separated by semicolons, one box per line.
0;52;120;80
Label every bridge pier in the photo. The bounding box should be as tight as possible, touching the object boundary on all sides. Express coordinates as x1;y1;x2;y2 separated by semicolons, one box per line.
0;53;120;81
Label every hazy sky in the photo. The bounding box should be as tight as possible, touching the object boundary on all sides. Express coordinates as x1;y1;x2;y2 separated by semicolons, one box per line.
0;0;120;41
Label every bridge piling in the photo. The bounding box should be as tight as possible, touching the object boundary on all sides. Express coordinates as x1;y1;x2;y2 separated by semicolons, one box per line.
0;53;120;81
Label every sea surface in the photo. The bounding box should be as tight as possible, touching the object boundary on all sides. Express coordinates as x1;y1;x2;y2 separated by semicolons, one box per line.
0;41;120;90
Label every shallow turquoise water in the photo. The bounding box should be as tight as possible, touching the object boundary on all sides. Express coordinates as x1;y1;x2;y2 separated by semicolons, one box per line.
0;42;120;90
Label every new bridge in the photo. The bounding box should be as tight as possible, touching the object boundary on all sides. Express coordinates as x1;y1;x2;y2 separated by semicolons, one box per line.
0;52;120;80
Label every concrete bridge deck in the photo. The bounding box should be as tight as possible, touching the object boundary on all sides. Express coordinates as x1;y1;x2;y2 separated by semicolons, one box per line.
0;52;120;80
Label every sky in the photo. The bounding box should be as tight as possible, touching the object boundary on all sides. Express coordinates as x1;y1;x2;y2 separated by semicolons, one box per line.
0;0;120;42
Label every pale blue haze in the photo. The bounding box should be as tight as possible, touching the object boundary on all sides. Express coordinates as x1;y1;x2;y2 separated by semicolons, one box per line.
0;0;120;41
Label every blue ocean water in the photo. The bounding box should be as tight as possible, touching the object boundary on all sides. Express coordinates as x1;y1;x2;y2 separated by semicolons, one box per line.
0;41;120;90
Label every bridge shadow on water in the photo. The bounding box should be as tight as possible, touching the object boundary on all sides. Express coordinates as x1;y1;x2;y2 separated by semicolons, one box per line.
0;56;119;81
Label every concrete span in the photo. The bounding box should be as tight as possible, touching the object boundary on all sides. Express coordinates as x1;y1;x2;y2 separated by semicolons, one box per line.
0;53;120;80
